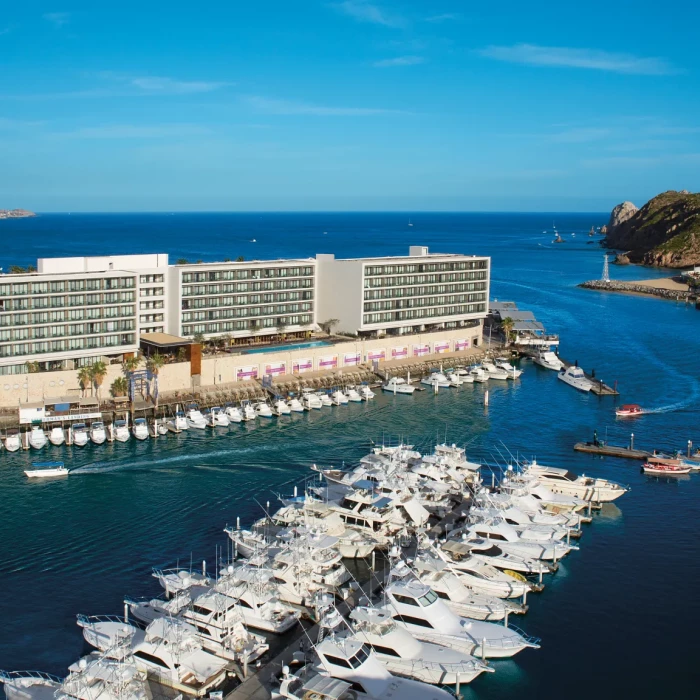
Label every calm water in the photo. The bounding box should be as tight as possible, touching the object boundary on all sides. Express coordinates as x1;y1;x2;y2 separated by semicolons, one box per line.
1;214;699;698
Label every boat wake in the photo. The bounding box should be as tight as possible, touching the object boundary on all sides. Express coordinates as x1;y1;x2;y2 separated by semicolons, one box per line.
640;400;694;415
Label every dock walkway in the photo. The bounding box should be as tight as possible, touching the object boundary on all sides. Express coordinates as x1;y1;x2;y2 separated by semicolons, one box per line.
574;442;651;460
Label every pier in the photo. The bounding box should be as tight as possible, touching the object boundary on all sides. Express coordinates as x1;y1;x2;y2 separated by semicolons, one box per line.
519;350;619;395
574;442;652;460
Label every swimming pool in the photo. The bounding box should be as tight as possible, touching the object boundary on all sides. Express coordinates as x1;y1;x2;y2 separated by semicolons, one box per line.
243;340;332;355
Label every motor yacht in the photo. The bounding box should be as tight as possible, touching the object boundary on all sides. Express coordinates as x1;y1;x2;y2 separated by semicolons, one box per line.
132;417;150;440
4;429;21;452
0;670;63;700
113;419;130;442
359;384;375;400
241;401;257;421
445;371;463;387
224;404;244;423
330;389;349;405
185;404;208;429
557;365;593;392
287;396;305;412
464;521;573;561
420;372;451;389
480;361;509;381
152;566;211;596
344;386;363;403
382;377;415;394
29;425;47;450
271;397;292;415
316;391;333;407
89;422;107;445
494;357;523;378
532;348;563;371
524;460;629;502
71;423;89;447
301;390;323;410
48;426;66;446
254;401;274;418
167;411;188;432
383;579;539;658
206;407;230;427
469;367;489;383
225;526;270;558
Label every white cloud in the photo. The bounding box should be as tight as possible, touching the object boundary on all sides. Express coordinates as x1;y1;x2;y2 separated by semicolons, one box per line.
477;43;679;76
55;124;211;139
425;13;459;23
550;127;612;143
244;95;401;116
333;1;405;28
373;55;425;67
43;12;70;28
93;72;233;95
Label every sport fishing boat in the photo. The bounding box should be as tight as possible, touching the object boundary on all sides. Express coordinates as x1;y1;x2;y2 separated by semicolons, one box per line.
523;461;629;502
642;462;691;475
616;404;642;417
205;407;230;427
382;377;415;394
113;419;130;442
287;396;305;412
301;390;323;410
254;401;274;417
480;361;509;381
89;421;107;445
330;389;349;405
494;357;523;378
316;391;334;406
48;426;66;446
28;425;47;450
344;386;363;403
24;461;69;478
71;423;89;447
532;348;563;371
272;397;292;415
225;404;244;422
557;365;593;392
132;417;150;440
469;367;489;383
185;404;207;429
420;372;451;389
241;401;257;421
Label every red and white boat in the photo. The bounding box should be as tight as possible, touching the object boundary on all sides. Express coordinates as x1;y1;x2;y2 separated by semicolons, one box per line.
615;404;642;417
641;462;691;476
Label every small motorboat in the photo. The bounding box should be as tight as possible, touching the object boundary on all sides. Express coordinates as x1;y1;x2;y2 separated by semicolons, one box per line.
359;384;375;400
157;419;168;436
185;404;207;429
383;377;415;394
642;463;691;476
206;407;231;427
344;386;363;403
113;420;130;442
241;401;257;421
29;425;47;450
330;389;348;405
316;391;333;406
225;404;244;423
90;421;107;445
4;429;21;452
71;423;89;446
615;404;642;417
48;426;66;446
133;417;150;440
25;461;69;478
254;401;274;418
167;410;188;432
272;397;292;415
287;396;305;412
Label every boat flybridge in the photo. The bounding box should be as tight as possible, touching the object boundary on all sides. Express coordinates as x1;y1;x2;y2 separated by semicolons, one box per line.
28;425;47;450
48;426;66;446
557;365;593;392
382;377;415;394
480;361;510;380
532;348;563;371
420;372;451;389
113;420;130;442
523;460;629;502
132;417;149;440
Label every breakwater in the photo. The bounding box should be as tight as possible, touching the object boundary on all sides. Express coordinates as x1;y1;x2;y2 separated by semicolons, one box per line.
579;279;695;301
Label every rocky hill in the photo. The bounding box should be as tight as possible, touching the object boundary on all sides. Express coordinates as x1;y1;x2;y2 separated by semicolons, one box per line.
604;190;700;267
0;209;35;219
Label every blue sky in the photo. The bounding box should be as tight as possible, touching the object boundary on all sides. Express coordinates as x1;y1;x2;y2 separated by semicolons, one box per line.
1;1;699;211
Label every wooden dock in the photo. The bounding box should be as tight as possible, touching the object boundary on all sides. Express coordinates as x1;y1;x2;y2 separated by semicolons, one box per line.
558;359;619;396
574;442;651;460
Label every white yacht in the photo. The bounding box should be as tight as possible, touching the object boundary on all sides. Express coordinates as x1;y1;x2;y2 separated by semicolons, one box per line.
113;419;130;442
29;425;47;450
4;429;21;452
225;404;244;423
557;365;593;392
359;384;376;400
0;670;62;700
466;521;572;561
480;361;509;380
241;401;257;421
495;357;523;378
185;404;208;429
287;396;305;412
524;461;629;502
301;390;323;410
272;397;292;415
420;372;451;388
157;419;168;435
24;461;69;478
469;366;489;383
445;371;463;387
132;417;150;440
206;407;230;427
331;389;349;405
89;422;107;445
316;391;333;406
384;580;539;658
344;386;363;403
71;423;89;447
254;401;274;418
48;426;66;446
167;411;188;432
382;377;415;394
152;565;211;596
533;348;563;371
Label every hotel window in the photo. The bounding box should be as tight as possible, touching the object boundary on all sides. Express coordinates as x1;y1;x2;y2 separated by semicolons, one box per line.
13;343;30;356
0;284;11;296
12;283;29;295
85;279;101;291
33;341;49;353
31;282;49;294
86;294;101;305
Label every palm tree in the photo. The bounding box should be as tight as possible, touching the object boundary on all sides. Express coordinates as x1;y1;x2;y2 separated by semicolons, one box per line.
77;367;92;397
147;353;166;407
26;361;40;373
110;376;128;398
320;318;339;336
122;355;140;374
90;361;108;399
500;317;515;347
192;332;205;346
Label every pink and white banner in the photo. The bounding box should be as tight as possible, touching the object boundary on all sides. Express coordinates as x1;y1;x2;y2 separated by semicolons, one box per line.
292;358;313;373
455;339;470;351
318;355;338;369
236;365;259;381
367;348;386;362
264;361;286;376
434;340;451;354
344;352;361;366
413;344;430;357
391;345;408;359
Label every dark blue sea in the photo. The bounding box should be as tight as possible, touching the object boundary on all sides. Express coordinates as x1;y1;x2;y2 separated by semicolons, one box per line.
1;213;699;698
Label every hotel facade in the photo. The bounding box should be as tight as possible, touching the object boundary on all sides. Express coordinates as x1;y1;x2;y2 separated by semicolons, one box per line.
0;247;490;377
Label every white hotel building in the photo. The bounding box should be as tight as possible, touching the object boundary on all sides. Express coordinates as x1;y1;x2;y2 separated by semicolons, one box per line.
0;247;490;376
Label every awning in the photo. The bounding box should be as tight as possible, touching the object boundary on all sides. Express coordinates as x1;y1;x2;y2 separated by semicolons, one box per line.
140;332;193;347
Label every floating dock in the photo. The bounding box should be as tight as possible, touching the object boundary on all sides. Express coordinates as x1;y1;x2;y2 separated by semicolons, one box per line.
574;442;651;460
558;360;619;396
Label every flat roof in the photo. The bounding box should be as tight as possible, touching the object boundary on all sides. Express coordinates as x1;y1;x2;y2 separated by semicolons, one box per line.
140;332;193;347
176;258;314;268
328;253;488;263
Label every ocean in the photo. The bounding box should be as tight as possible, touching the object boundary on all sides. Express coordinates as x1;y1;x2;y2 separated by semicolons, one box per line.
1;213;699;698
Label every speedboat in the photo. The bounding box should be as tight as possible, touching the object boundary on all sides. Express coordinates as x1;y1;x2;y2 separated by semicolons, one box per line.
421;372;451;388
254;401;274;418
24;461;69;478
495;357;523;378
481;361;510;380
272;397;292;415
287;396;305;412
185;404;207;429
167;411;188;432
71;423;89;447
241;401;257;421
359;384;375;400
382;376;415;394
557;365;593;392
330;389;348;405
29;425;47;450
113;419;130;442
4;429;20;452
445;371;463;387
344;386;363;402
157;419;168;435
225;404;244;422
301;390;323;410
133;417;150;440
206;406;230;427
48;426;66;446
316;391;333;406
469;367;489;383
616;404;642;417
533;348;563;371
89;421;107;445
642;462;691;475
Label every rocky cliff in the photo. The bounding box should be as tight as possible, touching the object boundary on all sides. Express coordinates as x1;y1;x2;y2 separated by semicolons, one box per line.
604;191;700;268
607;201;638;232
0;209;35;219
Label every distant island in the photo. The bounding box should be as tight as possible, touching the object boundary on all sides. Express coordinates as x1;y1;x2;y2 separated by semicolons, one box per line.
0;209;35;220
604;190;700;268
